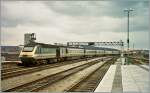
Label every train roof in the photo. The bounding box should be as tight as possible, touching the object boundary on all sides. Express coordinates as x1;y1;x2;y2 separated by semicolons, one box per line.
25;42;120;51
80;45;119;51
25;42;59;47
25;42;84;49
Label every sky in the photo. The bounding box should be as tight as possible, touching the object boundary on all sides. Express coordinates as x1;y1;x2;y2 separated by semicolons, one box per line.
1;0;149;50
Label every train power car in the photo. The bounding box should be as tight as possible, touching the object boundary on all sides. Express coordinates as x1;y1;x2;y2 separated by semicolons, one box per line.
19;44;59;66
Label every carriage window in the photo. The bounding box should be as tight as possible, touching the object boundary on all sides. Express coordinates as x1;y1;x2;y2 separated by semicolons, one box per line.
23;47;34;52
48;48;56;53
42;48;56;54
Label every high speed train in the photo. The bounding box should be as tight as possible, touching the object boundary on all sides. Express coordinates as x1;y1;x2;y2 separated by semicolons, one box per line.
19;42;120;66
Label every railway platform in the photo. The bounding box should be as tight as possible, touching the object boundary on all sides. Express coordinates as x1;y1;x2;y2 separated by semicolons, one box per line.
1;61;22;68
95;57;150;93
2;61;21;64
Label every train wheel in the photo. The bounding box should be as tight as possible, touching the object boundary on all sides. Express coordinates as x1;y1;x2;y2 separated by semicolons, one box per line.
24;62;30;67
61;58;65;62
17;63;23;66
46;59;50;64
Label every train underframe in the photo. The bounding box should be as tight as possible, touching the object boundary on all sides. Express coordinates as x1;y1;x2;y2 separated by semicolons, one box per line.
20;54;119;66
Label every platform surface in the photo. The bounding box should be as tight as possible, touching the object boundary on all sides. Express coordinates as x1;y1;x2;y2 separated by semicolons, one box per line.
95;65;117;92
122;65;150;93
95;58;150;93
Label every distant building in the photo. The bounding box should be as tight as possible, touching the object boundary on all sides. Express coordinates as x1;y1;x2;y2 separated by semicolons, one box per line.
1;46;20;54
1;46;21;61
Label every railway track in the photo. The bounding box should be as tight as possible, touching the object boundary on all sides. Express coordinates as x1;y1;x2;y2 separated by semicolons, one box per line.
129;58;142;65
67;57;116;92
2;67;23;73
123;57;149;72
1;58;93;80
2;66;22;72
130;58;148;65
135;59;149;65
4;60;100;92
128;56;149;65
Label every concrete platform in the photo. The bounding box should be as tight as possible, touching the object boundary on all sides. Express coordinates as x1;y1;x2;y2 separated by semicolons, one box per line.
94;65;117;92
122;65;149;93
95;58;150;93
1;61;21;64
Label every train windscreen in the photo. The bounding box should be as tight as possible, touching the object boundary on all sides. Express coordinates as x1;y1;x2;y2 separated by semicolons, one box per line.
23;47;34;52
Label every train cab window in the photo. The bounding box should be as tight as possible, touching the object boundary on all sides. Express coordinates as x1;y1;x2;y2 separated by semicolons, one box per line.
23;47;34;52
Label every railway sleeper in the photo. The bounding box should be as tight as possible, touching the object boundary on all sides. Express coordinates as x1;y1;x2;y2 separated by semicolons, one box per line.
67;58;116;92
4;60;99;92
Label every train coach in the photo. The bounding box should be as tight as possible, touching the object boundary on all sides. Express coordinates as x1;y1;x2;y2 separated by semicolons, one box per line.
19;42;120;66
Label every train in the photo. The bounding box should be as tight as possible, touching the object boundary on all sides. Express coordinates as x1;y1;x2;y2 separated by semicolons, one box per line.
19;42;120;66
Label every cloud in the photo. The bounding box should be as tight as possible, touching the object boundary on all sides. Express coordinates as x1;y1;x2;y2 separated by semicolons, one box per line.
130;31;149;49
1;1;149;50
1;24;124;45
1;1;59;27
44;1;148;18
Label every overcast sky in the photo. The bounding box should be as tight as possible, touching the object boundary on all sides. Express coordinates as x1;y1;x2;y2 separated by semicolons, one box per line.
1;0;149;50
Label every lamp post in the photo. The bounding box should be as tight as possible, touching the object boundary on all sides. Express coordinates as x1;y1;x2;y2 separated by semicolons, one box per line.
124;8;133;65
124;8;133;51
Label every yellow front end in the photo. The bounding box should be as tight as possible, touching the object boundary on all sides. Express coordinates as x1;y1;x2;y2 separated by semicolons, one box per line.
19;46;37;65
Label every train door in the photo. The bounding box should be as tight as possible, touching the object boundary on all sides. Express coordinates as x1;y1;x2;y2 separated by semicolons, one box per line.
39;46;42;58
56;47;60;58
84;48;86;57
55;47;59;62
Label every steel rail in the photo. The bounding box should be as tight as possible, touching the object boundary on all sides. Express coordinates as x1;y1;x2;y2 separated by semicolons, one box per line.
4;60;100;92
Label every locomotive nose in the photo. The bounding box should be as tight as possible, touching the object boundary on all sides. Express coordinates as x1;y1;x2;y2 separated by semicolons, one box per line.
20;54;33;57
22;55;27;57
